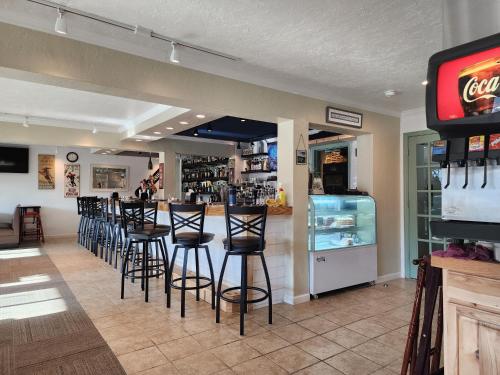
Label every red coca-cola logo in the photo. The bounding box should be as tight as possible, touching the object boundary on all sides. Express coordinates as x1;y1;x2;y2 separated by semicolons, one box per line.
462;75;499;103
437;47;500;121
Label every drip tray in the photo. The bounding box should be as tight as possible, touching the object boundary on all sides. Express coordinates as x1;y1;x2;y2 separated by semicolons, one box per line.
431;220;500;242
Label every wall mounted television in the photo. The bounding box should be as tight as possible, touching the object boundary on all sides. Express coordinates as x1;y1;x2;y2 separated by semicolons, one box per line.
0;146;29;173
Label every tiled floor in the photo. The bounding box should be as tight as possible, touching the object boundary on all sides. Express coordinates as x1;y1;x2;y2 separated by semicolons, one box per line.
6;240;417;374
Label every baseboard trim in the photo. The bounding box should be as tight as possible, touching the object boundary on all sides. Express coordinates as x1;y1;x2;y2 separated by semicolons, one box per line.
283;292;310;305
376;272;403;284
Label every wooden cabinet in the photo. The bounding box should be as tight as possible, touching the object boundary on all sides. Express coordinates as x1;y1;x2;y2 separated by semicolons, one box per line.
432;257;500;375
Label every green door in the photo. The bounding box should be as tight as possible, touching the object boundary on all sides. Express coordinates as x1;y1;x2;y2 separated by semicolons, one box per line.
406;132;446;278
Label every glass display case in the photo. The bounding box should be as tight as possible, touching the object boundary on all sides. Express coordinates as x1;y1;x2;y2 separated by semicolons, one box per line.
308;194;376;251
308;194;377;296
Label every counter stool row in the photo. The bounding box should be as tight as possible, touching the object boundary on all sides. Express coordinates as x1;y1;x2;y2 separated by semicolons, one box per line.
76;198;272;335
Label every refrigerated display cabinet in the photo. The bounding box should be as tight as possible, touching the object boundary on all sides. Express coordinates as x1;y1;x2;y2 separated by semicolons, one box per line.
308;194;377;296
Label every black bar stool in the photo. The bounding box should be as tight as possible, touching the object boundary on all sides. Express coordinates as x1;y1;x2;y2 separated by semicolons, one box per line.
120;201;170;302
92;198;109;257
108;197;123;268
76;197;83;244
216;204;272;336
168;203;215;317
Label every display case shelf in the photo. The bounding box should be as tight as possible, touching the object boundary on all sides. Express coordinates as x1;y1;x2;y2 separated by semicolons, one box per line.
241;170;273;174
241;153;269;159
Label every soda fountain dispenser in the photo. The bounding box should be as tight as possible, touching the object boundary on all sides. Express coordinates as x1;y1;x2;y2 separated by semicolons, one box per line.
426;32;500;243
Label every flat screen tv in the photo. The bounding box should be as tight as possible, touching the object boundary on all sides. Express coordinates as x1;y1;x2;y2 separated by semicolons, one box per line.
0;146;29;173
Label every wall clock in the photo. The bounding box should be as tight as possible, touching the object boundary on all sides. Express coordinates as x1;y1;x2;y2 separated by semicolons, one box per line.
66;152;79;163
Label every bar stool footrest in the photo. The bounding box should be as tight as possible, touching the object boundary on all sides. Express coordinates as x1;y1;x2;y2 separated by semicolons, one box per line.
171;276;213;291
123;268;165;279
220;286;269;304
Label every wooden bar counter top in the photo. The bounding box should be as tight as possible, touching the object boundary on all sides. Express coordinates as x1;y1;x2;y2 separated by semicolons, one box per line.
158;202;292;216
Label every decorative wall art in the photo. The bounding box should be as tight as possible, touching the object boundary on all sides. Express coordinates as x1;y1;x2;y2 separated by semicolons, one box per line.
295;134;307;165
38;154;55;189
64;163;80;198
91;164;129;191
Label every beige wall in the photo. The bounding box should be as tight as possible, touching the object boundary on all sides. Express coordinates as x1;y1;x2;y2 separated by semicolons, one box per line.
0;22;401;299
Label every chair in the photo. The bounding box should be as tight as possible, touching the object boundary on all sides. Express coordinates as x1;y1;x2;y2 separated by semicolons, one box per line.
108;197;123;268
168;203;215;317
120;201;170;302
216;204;272;335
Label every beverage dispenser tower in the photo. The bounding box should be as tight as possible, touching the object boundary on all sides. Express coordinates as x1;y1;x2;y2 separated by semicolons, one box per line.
426;33;500;244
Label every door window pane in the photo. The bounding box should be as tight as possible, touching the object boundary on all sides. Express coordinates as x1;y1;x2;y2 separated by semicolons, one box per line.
417;192;429;215
418;241;429;258
431;192;442;216
417;168;428;190
431;242;444;252
416;143;429;166
430;168;441;190
418;217;429;239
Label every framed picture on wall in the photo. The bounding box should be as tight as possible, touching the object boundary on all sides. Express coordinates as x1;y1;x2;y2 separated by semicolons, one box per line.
90;164;129;191
38;154;55;189
64;163;80;198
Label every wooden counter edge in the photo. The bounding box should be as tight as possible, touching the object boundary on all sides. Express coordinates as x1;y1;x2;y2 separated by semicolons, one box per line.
431;255;500;280
158;202;292;216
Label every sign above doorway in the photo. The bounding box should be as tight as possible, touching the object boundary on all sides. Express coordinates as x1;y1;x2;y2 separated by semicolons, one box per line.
326;106;363;129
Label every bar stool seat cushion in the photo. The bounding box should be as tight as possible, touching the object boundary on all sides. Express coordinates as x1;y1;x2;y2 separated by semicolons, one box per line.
128;228;170;240
144;223;171;232
222;237;265;252
174;232;214;245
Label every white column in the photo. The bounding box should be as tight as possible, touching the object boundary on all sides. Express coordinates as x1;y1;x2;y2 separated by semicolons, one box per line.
277;118;310;304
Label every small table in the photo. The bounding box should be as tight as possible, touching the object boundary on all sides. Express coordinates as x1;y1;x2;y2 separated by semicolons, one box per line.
18;205;44;243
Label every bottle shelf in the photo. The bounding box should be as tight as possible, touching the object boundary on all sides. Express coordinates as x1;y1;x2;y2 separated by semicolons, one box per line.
241;170;274;174
182;177;229;183
182;158;229;169
241;153;269;159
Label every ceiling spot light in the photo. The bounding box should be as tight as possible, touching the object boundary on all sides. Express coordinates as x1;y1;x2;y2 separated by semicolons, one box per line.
421;80;429;86
170;42;180;64
111;149;117;151
92;128;97;134
153;131;161;135
179;121;189;125
166;126;174;130
236;141;241;150
240;119;246;122
196;114;206;119
23;117;29;128
193;130;199;137
384;89;398;98
207;124;213;133
54;8;67;35
136;139;142;142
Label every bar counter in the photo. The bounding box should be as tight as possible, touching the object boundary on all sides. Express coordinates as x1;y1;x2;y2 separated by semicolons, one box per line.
156;203;293;308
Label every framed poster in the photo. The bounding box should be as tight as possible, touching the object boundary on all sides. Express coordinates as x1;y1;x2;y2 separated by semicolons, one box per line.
64;163;80;198
38;154;55;189
326;106;363;129
91;164;129;192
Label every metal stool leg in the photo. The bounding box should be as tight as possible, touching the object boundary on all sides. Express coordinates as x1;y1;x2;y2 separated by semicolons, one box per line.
260;253;273;325
167;245;179;308
194;247;200;301
216;253;229;323
181;247;189;318
240;254;248;336
121;239;132;299
204;246;215;309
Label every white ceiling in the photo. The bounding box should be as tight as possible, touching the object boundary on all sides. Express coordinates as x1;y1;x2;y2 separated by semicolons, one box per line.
0;0;445;116
0;77;172;133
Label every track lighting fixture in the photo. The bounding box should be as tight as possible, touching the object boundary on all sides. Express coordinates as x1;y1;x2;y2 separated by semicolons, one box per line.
92;128;97;134
148;153;153;170
55;8;67;35
23;117;29;128
236;141;241;150
207;124;213;133
193;129;199;136
170;42;180;64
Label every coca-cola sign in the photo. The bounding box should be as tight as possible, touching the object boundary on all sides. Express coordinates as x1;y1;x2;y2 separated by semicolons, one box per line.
458;57;499;117
436;46;500;121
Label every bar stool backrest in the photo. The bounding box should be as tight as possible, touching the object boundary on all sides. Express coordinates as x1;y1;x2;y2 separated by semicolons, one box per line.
144;201;159;228
95;198;109;220
77;197;82;215
110;197;120;224
225;204;268;251
85;197;99;218
168;203;205;244
120;201;145;237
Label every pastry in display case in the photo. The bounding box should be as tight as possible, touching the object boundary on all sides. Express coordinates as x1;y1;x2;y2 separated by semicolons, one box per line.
308;194;377;296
